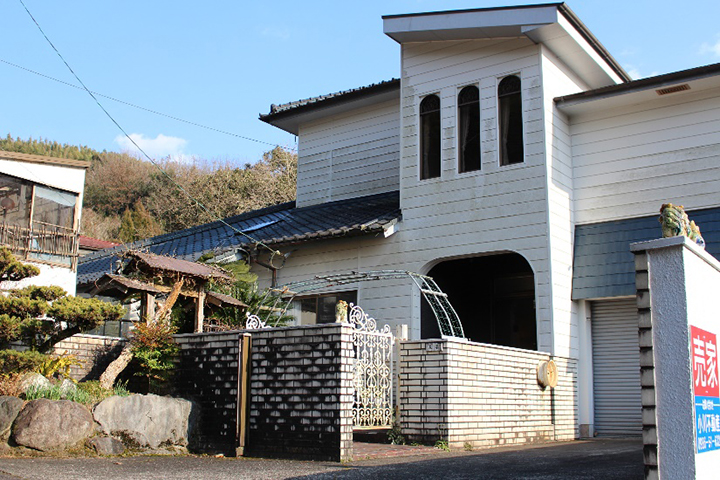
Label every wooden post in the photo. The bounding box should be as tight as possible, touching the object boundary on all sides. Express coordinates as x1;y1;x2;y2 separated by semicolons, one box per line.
236;333;252;456
194;288;205;333
141;292;155;323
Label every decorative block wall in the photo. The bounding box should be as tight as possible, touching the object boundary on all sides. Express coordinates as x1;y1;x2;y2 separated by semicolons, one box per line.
174;331;243;455
399;338;577;449
53;334;125;381
248;323;354;462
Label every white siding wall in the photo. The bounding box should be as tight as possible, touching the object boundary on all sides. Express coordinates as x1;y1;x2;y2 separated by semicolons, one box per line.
296;99;400;207
571;85;720;224
540;46;589;358
399;38;554;351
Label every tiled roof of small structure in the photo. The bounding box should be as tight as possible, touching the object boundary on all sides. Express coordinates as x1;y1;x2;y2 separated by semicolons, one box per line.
260;79;400;121
78;190;401;286
124;251;233;282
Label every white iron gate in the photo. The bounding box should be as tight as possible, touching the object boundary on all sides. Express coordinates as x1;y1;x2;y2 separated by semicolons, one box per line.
349;304;394;429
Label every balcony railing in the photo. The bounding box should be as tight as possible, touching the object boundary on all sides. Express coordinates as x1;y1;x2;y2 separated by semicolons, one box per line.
0;222;79;270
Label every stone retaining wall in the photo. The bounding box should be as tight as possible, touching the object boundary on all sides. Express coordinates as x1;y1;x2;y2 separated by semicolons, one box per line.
399;338;577;448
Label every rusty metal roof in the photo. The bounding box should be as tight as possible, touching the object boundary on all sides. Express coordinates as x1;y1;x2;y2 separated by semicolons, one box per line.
124;251;233;282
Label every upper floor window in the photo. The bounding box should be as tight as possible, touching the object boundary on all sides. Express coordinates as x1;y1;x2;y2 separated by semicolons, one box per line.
420;94;441;180
0;173;79;267
458;86;481;173
498;75;523;166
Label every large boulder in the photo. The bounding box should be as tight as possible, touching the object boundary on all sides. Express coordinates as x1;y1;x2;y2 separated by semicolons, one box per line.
93;394;194;448
12;399;94;451
0;396;24;439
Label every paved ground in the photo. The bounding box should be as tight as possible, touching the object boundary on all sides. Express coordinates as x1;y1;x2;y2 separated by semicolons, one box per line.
0;439;642;480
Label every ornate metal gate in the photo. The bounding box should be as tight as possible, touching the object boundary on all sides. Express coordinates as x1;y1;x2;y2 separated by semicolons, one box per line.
349;304;394;429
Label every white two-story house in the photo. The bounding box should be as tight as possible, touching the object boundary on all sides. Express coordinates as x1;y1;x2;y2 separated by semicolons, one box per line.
79;3;720;439
0;150;88;295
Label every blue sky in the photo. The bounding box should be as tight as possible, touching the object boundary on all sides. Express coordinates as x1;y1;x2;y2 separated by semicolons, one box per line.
1;1;719;166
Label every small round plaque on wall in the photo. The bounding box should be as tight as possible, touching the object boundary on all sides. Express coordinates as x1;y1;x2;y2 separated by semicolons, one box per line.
537;359;558;388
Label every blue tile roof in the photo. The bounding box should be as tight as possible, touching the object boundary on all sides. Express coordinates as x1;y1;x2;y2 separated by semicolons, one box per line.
572;206;720;300
78;191;400;286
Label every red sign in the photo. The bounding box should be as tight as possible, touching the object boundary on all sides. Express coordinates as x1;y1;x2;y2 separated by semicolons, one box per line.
692;326;719;397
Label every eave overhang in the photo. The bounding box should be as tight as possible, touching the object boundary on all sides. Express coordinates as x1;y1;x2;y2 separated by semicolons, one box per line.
555;62;720;116
382;3;629;89
259;79;400;135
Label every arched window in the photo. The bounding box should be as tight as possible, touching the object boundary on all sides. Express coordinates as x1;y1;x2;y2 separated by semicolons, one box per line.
420;94;441;179
458;86;481;172
498;75;523;166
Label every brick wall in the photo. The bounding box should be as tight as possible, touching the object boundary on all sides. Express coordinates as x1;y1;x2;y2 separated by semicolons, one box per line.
399;339;577;449
53;334;125;381
248;324;354;462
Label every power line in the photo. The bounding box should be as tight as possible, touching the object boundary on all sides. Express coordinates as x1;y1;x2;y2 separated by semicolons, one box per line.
0;58;280;148
17;0;283;258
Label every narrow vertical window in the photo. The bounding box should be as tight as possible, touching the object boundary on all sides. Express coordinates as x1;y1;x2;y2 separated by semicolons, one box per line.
420;94;441;179
498;75;523;166
458;86;481;172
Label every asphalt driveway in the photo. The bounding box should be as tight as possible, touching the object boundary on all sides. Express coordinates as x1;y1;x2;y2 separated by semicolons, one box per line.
0;439;642;480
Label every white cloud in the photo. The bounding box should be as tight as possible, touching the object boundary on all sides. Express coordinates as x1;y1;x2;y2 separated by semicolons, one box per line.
699;35;720;57
114;133;189;162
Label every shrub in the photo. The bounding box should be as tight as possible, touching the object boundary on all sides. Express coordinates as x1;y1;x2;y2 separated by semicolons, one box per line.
0;372;24;396
37;355;82;380
25;380;130;404
0;349;50;375
130;321;179;392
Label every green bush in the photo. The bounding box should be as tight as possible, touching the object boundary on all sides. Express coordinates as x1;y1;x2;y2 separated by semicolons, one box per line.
0;349;50;375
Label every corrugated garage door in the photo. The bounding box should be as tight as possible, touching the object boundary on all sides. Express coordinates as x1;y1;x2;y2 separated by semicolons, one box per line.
591;298;642;436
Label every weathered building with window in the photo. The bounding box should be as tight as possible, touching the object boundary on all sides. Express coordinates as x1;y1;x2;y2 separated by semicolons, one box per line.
79;3;720;439
0;150;87;294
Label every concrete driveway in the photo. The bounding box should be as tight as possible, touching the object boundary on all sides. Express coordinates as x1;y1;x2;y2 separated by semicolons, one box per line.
0;439;642;480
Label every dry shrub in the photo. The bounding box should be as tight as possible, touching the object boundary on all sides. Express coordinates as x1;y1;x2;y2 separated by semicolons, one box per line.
0;372;24;396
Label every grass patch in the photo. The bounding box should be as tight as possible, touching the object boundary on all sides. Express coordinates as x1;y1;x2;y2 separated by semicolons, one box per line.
24;380;130;405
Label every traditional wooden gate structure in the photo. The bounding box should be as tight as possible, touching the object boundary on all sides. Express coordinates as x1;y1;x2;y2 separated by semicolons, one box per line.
348;304;394;429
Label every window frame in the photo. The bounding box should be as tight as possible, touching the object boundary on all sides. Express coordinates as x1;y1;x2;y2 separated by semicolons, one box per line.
293;290;358;325
457;85;481;173
498;75;524;167
419;94;442;180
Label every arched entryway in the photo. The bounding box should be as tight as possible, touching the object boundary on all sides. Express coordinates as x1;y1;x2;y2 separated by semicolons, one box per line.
421;252;537;350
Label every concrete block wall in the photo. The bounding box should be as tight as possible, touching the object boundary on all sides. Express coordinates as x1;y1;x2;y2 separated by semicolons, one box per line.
248;323;354;462
174;331;242;455
53;334;125;381
399;338;577;449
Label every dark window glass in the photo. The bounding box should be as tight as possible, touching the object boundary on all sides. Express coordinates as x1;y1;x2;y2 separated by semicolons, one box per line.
498;75;523;166
420;94;441;179
458;86;481;172
298;291;357;325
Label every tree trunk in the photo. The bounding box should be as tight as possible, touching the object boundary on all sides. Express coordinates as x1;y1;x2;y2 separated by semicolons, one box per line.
99;344;133;390
97;277;185;390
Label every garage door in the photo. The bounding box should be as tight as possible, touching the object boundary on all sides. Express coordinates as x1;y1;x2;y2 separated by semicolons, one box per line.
591;298;642;436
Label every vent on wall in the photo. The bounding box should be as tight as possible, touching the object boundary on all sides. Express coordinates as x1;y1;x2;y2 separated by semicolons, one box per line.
656;84;690;95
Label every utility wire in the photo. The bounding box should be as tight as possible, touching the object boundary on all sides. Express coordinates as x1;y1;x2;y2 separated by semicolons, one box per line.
18;0;283;258
0;58;280;148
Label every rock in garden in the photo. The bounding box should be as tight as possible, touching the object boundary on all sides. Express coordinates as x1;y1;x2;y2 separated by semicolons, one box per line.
12;399;94;451
0;396;24;439
93;394;194;448
18;373;50;394
59;378;77;396
88;436;125;455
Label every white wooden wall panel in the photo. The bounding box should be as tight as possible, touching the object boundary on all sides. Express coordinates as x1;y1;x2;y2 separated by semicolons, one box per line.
571;86;720;224
296;99;400;207
540;46;589;358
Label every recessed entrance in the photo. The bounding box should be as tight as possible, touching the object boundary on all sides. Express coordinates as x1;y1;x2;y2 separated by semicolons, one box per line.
422;252;537;350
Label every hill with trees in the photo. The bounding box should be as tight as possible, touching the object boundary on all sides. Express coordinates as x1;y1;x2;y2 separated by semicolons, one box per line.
0;135;297;243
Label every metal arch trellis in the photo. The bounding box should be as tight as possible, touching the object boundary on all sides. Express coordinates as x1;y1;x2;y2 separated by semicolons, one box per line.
250;270;465;339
